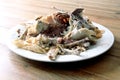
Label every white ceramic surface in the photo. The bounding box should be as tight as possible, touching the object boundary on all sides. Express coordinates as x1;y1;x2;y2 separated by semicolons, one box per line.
6;22;114;62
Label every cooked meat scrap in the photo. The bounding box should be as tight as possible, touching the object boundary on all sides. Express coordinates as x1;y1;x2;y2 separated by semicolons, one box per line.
40;24;67;37
53;12;70;26
71;8;84;20
69;8;94;30
40;12;70;37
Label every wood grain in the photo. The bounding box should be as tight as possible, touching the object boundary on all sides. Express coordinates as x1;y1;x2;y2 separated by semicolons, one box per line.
0;0;120;80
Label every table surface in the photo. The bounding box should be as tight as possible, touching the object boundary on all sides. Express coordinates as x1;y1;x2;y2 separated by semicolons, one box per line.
0;0;120;80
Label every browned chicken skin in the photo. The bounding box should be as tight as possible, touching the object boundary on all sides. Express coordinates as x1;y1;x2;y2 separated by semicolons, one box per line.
37;12;70;37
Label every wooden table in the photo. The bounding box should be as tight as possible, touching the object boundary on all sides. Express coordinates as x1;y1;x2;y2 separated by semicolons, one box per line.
0;0;120;80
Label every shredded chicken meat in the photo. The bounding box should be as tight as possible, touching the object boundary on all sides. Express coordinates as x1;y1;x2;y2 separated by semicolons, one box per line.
14;8;103;60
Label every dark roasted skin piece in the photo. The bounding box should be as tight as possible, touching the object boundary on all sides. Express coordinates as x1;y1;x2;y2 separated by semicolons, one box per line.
71;8;84;20
40;12;70;37
53;12;70;26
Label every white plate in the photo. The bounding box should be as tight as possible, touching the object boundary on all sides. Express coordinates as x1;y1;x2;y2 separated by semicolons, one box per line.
7;22;114;63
